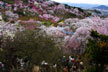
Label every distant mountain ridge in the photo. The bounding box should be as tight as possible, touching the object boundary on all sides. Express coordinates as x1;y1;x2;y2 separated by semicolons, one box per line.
61;3;108;10
93;5;108;10
61;3;100;9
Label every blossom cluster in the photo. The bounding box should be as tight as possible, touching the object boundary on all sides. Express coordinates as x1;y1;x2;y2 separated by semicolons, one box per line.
62;16;108;54
39;14;60;22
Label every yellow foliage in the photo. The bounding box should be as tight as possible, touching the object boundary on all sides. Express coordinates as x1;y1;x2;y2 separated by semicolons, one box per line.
0;48;3;52
58;20;64;24
19;16;42;21
51;24;55;26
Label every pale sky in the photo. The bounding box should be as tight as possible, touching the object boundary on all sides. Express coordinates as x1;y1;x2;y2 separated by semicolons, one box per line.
51;0;108;5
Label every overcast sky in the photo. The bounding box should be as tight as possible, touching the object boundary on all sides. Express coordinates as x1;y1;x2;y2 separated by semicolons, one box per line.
51;0;108;5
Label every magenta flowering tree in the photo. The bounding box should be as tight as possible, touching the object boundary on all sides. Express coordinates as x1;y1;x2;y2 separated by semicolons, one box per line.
21;19;38;30
42;14;60;22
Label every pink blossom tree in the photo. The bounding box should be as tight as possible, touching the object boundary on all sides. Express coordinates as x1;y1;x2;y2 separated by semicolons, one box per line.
63;27;90;54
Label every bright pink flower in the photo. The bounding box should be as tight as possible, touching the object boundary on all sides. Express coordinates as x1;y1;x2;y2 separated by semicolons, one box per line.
51;20;55;23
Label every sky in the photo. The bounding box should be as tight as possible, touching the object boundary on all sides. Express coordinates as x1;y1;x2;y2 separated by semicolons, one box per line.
51;0;108;5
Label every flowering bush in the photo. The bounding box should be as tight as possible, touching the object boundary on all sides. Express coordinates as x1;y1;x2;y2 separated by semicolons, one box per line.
4;11;19;22
0;20;24;38
39;26;66;37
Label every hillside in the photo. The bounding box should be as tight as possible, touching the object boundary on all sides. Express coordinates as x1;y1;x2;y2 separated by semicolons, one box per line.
0;0;108;72
1;0;91;19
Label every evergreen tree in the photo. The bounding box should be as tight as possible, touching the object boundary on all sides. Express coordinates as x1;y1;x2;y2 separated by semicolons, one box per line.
85;30;108;72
